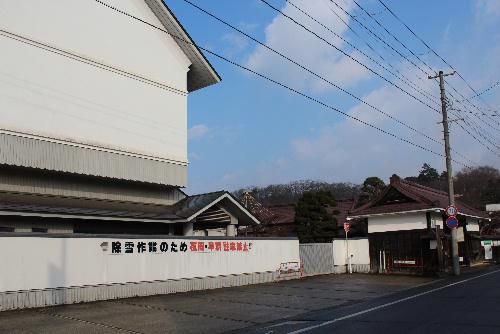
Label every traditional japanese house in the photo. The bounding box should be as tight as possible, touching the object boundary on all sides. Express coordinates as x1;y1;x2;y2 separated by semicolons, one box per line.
249;205;297;237
0;0;259;236
348;175;488;274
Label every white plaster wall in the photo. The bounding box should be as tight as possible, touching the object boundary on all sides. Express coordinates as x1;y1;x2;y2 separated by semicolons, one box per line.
332;238;370;266
0;237;300;292
486;204;500;212
0;0;190;162
466;218;480;232
430;212;443;228
368;212;427;233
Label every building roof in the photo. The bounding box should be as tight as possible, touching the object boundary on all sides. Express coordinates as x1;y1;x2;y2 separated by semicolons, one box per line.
335;199;356;227
174;191;227;219
267;205;296;225
0;191;176;223
174;191;261;225
0;190;260;225
145;0;221;92
349;175;488;219
254;199;355;227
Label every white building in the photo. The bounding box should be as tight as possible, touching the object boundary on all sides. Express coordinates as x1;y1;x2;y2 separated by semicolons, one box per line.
0;0;259;235
348;175;488;273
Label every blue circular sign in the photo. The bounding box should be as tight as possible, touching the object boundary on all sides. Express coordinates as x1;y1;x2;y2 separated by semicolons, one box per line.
446;216;459;229
446;205;458;216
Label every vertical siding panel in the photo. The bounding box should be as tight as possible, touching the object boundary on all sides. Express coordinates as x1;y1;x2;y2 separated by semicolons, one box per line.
0;133;187;186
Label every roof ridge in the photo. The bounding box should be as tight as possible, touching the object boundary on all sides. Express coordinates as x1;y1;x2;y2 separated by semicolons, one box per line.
400;178;448;196
186;190;227;197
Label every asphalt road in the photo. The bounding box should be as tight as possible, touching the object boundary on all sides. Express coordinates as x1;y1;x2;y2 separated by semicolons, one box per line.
0;273;432;334
246;266;500;334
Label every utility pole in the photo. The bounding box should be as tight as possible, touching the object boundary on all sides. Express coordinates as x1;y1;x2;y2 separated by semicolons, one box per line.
428;70;459;276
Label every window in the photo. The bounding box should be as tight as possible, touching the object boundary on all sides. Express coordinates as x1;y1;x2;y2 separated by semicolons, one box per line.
32;227;48;233
0;226;15;232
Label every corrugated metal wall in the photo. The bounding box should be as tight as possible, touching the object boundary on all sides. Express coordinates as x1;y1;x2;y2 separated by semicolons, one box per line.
0;271;304;311
0;166;185;205
300;241;371;276
299;243;335;276
0;133;187;186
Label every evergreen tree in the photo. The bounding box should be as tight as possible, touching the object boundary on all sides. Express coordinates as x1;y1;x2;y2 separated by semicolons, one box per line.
417;163;439;183
295;191;338;243
356;176;386;207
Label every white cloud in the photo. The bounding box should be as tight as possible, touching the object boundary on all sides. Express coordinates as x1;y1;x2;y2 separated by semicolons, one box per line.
188;124;209;140
245;0;370;94
475;0;500;19
289;65;500;183
221;33;249;58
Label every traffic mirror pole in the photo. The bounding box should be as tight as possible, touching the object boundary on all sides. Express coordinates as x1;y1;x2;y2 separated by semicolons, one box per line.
429;70;459;276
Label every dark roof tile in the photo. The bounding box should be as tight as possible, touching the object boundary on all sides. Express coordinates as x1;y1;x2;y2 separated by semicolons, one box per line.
350;175;487;218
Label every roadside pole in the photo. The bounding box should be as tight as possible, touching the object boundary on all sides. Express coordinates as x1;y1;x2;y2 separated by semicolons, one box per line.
429;70;460;276
344;222;352;274
436;225;444;272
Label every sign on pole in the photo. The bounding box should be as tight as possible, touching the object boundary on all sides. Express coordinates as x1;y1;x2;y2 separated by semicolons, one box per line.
446;205;458;217
344;222;350;233
446;216;459;229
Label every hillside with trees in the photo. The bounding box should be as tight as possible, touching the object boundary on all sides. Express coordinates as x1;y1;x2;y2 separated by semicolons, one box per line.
405;163;500;209
233;180;360;206
233;164;500;210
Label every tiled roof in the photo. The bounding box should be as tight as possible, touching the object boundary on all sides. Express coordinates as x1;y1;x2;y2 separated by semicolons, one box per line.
334;199;356;227
350;175;487;219
267;205;296;225
264;199;356;227
173;191;227;219
0;190;259;224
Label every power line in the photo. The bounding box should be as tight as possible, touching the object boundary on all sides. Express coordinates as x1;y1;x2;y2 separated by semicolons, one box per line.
289;0;497;153
325;2;436;98
445;78;500;129
445;74;500;124
377;0;500;119
331;0;496;135
355;0;500;137
330;0;431;81
261;0;482;164
351;0;435;77
290;0;499;159
446;91;500;147
179;0;445;150
325;0;499;157
446;99;500;154
289;0;497;160
258;0;442;116
447;89;500;132
286;0;440;105
93;0;474;169
451;117;500;157
280;0;475;165
350;0;500;131
461;80;500;103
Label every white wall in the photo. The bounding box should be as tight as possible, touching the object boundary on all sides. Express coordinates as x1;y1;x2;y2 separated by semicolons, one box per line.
332;238;370;266
486;204;500;212
430;212;443;228
0;237;300;292
0;0;190;163
466;218;480;232
368;212;427;233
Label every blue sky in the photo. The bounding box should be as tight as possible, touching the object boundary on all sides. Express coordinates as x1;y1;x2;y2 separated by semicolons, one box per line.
165;0;500;194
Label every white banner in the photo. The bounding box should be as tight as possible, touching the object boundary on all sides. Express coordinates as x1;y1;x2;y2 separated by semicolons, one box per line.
0;236;299;292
